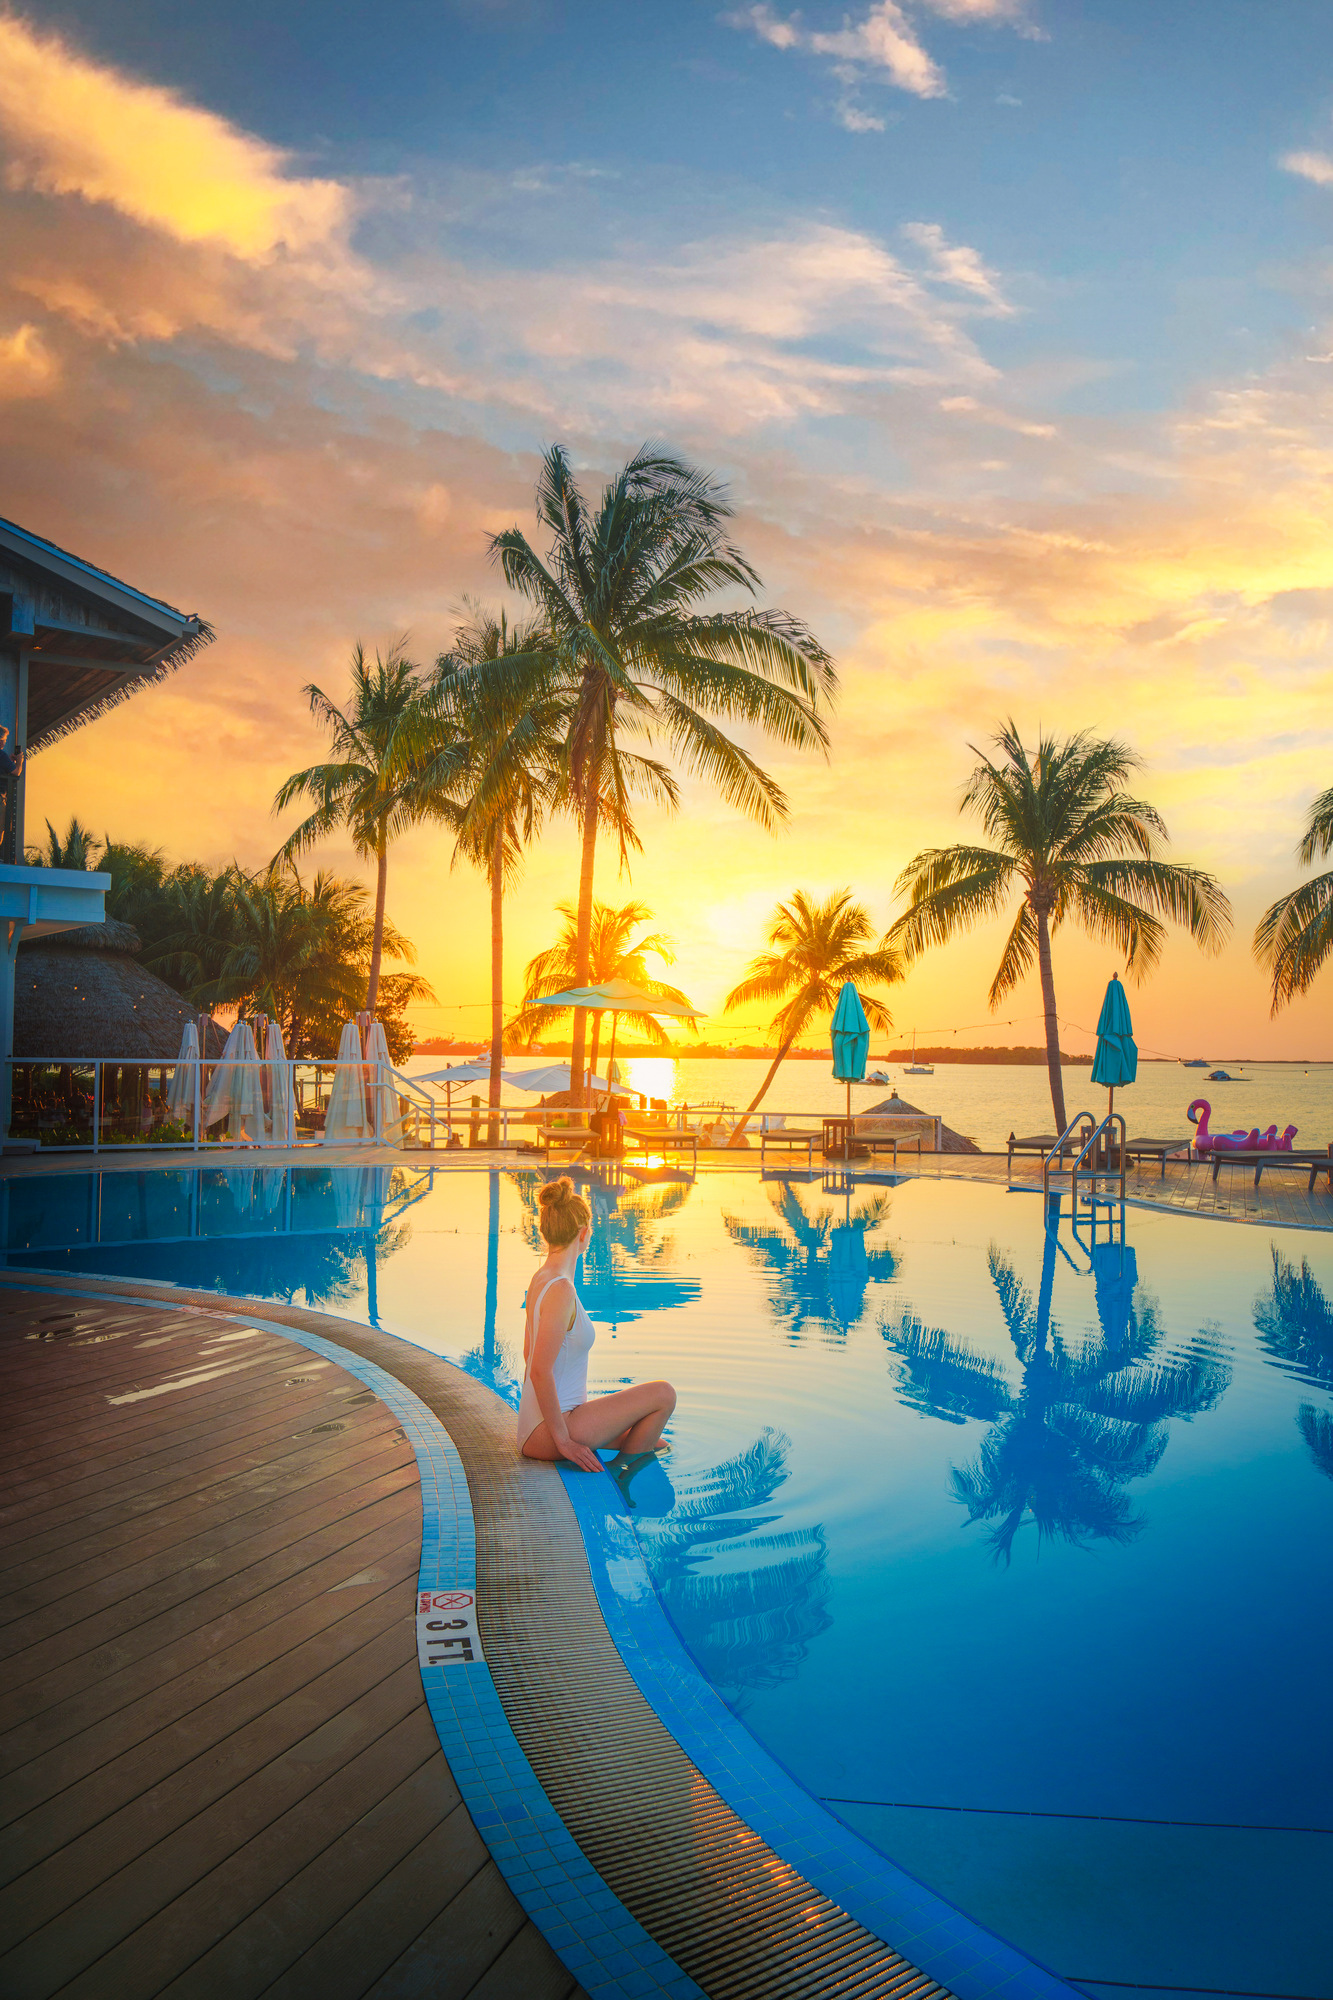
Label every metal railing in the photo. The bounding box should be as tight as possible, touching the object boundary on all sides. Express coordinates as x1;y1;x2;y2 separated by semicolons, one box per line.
1043;1108;1127;1203
4;1061;947;1157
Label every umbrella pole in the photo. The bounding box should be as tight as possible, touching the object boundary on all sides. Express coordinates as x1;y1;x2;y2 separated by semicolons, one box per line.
845;1078;850;1165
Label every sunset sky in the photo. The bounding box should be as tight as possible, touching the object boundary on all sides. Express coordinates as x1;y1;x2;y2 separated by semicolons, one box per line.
6;0;1333;1056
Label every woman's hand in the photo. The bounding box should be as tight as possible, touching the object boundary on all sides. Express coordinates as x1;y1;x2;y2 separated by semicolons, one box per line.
553;1430;602;1474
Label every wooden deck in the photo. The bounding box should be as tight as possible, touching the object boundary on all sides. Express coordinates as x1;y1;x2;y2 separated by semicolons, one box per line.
0;1288;581;2000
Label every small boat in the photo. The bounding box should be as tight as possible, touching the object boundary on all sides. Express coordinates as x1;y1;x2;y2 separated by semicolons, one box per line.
1205;1069;1245;1082
902;1031;934;1076
867;1070;890;1085
1180;1058;1210;1069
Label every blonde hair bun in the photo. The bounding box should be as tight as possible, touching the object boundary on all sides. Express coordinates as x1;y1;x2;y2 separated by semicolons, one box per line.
537;1174;592;1247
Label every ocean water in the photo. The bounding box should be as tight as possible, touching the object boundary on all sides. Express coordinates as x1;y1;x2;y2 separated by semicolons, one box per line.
9;1159;1332;1996
405;1053;1333;1152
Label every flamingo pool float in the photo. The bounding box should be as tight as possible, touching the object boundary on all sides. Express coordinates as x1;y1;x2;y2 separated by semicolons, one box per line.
1188;1100;1297;1155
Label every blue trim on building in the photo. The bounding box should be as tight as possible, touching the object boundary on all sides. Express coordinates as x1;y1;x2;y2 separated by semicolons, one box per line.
560;1460;1081;2000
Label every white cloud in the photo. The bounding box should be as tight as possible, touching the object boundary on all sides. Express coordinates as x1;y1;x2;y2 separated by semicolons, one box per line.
728;3;946;100
1282;149;1333;189
902;221;1010;310
725;0;1038;121
835;99;888;132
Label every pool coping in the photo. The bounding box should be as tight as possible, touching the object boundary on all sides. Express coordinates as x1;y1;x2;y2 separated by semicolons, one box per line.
0;1263;1084;2000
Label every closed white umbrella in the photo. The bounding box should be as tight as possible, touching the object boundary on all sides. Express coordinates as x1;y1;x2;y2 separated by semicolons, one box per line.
203;1021;265;1142
323;1021;372;1145
364;1021;402;1144
264;1021;292;1148
165;1022;198;1119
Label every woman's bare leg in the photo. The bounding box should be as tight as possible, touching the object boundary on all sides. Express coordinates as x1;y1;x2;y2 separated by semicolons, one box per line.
521;1380;675;1462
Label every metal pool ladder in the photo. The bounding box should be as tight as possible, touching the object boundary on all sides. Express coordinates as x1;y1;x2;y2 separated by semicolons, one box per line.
1044;1109;1127;1204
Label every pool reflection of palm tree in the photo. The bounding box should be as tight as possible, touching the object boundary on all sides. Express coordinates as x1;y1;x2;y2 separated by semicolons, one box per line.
723;1182;896;1338
883;1230;1231;1562
635;1429;831;1708
1252;1247;1333;1481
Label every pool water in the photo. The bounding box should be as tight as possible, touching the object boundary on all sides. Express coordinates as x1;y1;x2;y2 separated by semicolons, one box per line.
8;1162;1332;2000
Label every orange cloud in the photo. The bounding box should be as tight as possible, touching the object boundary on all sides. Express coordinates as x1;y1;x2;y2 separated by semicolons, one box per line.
0;13;350;262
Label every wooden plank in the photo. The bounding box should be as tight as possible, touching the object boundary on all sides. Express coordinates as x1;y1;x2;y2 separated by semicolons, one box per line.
0;1505;419;1777
0;1490;419;1746
0;1403;404;1585
365;1862;529;2000
152;1762;468;2000
258;1810;490;2000
1;1558;415;1850
0;1618;415;1931
4;1689;439;1999
0;1445;417;1647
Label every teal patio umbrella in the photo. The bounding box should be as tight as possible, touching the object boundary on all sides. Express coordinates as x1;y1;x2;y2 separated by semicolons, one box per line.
1089;973;1138;1120
831;982;870;1163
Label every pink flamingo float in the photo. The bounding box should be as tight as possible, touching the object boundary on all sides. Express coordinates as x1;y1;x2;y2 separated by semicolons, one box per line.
1187;1100;1297;1155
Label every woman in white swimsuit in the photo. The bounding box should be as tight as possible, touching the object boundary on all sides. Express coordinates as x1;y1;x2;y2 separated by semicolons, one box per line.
517;1177;676;1473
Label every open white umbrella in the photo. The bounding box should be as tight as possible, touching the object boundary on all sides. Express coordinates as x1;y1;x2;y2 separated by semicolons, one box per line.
203;1021;265;1142
364;1020;402;1144
532;978;698;1102
323;1021;373;1145
505;1062;612;1096
165;1021;198;1120
264;1020;292;1147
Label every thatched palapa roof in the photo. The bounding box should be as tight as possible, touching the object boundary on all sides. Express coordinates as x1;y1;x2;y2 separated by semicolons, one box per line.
865;1091;981;1155
14;922;227;1061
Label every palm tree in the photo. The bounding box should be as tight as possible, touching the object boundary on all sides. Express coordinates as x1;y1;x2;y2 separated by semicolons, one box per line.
27;815;100;869
508;898;695;1087
1254;787;1333;1013
889;722;1231;1135
273;643;456;1013
723;889;903;1137
438;605;562;1139
454;444;837;1100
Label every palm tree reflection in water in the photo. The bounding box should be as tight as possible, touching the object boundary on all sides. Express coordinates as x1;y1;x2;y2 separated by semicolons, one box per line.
723;1181;897;1340
1252;1246;1333;1480
636;1429;831;1711
883;1226;1231;1563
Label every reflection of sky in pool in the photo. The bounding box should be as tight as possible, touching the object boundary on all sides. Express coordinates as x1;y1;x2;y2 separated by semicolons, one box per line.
7;1164;1332;1999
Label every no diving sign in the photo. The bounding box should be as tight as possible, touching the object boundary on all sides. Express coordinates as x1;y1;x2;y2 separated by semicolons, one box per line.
416;1588;482;1668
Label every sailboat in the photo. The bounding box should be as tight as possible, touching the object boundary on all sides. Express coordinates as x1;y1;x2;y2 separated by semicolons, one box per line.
902;1031;934;1076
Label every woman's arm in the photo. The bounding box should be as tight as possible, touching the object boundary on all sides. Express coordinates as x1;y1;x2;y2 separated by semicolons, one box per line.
528;1279;600;1472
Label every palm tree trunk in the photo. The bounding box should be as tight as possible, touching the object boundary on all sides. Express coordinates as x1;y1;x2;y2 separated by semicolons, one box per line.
1035;906;1068;1134
730;1033;797;1144
568;787;598;1104
487;829;503;1148
367;828;388;1015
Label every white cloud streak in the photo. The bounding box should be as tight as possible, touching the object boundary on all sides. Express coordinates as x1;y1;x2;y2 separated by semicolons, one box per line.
1282;149;1333;189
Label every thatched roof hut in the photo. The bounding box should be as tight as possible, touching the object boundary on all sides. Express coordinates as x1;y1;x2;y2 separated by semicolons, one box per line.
865;1091;981;1155
13;921;226;1060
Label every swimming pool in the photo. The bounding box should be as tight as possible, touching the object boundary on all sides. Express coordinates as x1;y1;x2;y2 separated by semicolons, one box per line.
7;1161;1332;2000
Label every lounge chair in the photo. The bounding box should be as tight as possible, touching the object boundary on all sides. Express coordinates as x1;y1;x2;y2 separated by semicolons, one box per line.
759;1114;820;1168
1207;1145;1333;1191
1122;1136;1191;1178
1007;1126;1092;1174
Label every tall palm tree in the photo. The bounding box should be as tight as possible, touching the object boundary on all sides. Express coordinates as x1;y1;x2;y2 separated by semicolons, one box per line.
1254;786;1333;1014
438;605;562;1138
723;889;903;1137
454;444;836;1099
508;898;695;1086
273;643;456;1013
889;722;1231;1135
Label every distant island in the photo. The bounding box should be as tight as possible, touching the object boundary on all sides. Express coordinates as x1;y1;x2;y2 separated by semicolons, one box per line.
413;1037;1099;1066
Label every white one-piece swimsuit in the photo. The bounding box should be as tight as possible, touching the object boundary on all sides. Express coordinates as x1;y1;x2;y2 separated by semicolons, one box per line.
516;1272;596;1449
